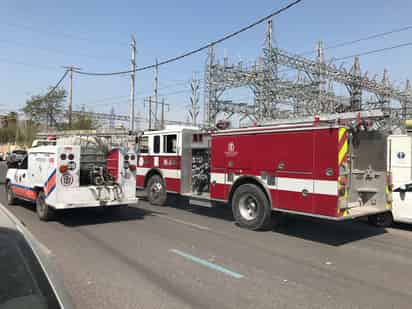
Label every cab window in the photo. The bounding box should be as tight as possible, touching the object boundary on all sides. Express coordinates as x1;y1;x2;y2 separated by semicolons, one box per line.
153;136;160;154
163;134;177;154
18;156;28;169
138;136;149;153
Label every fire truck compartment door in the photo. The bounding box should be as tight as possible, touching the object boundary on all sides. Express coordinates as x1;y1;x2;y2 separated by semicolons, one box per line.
275;173;314;214
274;131;315;214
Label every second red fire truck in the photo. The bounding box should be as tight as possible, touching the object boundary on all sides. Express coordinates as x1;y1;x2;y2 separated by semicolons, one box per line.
136;110;393;230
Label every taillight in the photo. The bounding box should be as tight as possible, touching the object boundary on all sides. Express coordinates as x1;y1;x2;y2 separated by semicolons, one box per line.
68;153;74;160
60;154;67;160
59;165;68;173
129;164;136;171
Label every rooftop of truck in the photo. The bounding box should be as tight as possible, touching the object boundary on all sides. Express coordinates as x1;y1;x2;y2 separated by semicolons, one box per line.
212;123;342;136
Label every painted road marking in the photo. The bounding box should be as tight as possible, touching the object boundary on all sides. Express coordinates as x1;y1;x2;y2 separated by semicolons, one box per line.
170;249;243;279
155;214;211;231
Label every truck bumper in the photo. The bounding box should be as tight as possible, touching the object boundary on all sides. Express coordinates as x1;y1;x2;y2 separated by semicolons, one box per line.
274;205;391;221
337;205;391;220
48;197;138;209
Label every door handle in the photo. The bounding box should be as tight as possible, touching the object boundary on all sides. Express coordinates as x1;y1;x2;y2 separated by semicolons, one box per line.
302;189;309;197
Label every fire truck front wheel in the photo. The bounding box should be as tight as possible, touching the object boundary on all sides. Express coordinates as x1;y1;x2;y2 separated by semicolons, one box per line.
36;191;55;221
146;175;167;206
232;184;272;231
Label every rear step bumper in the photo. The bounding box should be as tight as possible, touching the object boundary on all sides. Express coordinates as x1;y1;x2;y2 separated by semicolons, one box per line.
273;205;390;221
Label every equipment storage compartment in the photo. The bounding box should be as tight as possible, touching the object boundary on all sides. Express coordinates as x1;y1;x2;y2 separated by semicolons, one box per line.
192;149;210;195
348;130;389;209
57;136;117;187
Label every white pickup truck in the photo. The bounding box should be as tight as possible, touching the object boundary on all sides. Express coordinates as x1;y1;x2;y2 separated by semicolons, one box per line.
5;143;138;221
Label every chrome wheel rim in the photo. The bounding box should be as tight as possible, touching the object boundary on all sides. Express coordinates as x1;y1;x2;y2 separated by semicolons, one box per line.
150;181;163;199
239;194;258;221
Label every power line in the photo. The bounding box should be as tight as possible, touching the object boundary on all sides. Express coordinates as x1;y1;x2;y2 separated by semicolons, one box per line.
43;70;69;98
275;40;412;76
333;41;412;61
297;25;412;57
72;0;304;76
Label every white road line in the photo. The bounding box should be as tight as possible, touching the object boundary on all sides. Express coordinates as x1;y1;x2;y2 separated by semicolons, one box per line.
154;214;211;231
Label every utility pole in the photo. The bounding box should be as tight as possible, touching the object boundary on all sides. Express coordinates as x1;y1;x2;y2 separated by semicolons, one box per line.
148;96;152;130
63;66;81;129
160;98;165;129
144;97;168;130
189;77;200;126
153;59;159;129
129;35;136;131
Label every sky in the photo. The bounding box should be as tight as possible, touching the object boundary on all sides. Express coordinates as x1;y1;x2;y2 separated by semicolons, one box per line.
1;0;412;124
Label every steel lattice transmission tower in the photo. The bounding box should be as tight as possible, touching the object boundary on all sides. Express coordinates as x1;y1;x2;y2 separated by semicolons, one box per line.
203;19;412;127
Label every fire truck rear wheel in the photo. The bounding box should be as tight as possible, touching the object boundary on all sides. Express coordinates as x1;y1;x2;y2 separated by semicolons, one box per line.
6;182;16;205
232;184;272;231
146;175;167;206
368;211;393;228
36;191;55;221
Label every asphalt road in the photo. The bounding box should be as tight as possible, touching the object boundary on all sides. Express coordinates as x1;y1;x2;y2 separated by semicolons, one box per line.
3;162;412;308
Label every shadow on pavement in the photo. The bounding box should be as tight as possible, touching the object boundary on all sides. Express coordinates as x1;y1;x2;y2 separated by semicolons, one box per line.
390;222;412;231
133;192;387;246
272;214;387;246
11;199;166;227
56;206;163;227
165;196;386;246
166;195;235;222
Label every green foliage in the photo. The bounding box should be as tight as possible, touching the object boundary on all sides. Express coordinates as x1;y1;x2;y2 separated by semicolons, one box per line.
0;126;16;144
23;87;67;128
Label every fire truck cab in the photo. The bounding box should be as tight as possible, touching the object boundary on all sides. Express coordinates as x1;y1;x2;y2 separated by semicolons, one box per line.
6;139;138;221
137;115;392;230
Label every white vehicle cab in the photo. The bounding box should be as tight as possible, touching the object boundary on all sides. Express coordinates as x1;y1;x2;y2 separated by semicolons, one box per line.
5;142;138;221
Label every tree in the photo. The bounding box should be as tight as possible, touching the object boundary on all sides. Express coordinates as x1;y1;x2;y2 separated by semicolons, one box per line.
23;87;66;129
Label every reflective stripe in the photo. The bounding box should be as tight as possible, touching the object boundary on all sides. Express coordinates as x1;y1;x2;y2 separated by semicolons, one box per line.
338;127;346;142
44;170;56;197
211;172;225;184
137;167;181;179
210;173;338;196
338;128;348;165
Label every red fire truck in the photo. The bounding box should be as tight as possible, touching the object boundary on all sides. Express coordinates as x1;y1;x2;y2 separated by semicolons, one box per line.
136;111;393;230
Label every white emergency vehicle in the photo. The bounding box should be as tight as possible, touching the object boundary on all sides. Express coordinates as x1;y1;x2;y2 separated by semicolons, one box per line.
5;133;138;221
388;133;412;224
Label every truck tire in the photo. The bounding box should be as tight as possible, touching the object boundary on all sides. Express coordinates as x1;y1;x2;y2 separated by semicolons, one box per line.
368;211;393;228
36;191;55;221
146;175;167;206
6;182;16;205
232;184;273;230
